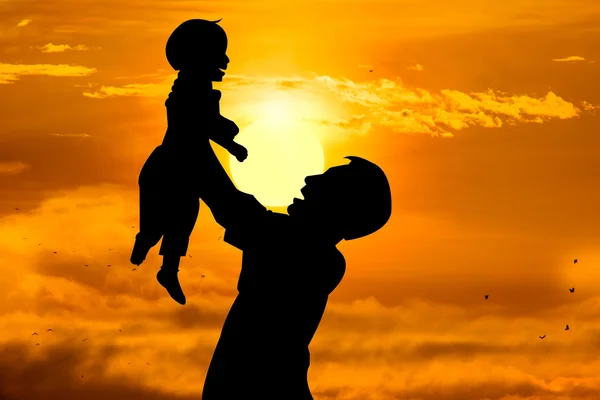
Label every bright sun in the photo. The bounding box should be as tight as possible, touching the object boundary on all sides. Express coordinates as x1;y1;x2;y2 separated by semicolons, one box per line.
229;97;325;207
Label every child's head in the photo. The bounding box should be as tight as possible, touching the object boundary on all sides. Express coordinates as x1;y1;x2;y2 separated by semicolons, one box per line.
288;156;392;241
166;18;229;80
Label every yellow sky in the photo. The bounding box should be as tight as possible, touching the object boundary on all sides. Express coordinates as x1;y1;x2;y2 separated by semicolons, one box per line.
1;0;600;399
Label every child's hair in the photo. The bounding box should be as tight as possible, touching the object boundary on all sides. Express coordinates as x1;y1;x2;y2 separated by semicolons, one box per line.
166;18;226;71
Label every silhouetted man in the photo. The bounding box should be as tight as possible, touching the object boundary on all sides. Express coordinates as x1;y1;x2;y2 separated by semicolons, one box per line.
198;145;392;399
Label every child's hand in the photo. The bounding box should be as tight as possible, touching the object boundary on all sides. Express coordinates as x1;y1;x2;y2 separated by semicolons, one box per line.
233;145;248;162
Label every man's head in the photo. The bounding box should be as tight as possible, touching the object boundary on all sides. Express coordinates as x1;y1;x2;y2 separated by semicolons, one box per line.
166;18;229;81
287;156;392;241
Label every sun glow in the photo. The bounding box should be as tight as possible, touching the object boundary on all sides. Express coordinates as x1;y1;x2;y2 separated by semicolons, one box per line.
229;94;325;207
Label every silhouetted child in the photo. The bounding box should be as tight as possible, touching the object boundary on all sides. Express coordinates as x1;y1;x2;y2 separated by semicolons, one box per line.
130;18;246;305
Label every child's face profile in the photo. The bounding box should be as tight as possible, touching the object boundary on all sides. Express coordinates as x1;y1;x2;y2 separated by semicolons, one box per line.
194;27;229;82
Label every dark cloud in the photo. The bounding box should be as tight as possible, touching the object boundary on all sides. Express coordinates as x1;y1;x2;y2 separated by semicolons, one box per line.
0;340;200;400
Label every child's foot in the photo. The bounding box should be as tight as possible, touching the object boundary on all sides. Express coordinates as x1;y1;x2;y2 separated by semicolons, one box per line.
156;269;186;305
130;237;150;266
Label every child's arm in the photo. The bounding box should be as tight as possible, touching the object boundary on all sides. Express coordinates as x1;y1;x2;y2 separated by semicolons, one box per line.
209;116;248;162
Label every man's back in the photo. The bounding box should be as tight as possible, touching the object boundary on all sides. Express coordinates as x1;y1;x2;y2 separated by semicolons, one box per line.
202;211;346;399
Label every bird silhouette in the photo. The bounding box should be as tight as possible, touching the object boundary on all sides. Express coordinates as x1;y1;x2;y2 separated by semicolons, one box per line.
147;362;150;365
107;264;111;267
84;264;88;267
189;255;192;258
539;335;546;339
83;338;87;342
109;248;112;251
119;329;122;332
36;343;39;346
32;332;38;336
201;275;205;278
484;294;489;300
132;268;137;271
218;236;222;240
569;288;575;293
47;328;52;332
38;243;42;246
131;226;135;228
565;325;569;330
574;259;578;264
369;69;373;72
15;208;19;210
53;251;57;254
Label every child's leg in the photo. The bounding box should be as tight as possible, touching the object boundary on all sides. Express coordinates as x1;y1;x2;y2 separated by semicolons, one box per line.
156;189;200;305
131;146;166;265
131;181;165;265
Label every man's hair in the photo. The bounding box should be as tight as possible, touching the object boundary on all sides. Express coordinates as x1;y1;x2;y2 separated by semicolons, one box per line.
341;156;392;241
166;18;225;71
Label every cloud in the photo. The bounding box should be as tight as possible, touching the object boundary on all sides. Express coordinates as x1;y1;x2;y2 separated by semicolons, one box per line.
407;63;424;71
552;56;587;62
80;73;597;137
16;18;31;27
82;83;169;99
38;43;90;53
0;161;29;175
49;133;91;138
4;184;600;399
0;63;96;84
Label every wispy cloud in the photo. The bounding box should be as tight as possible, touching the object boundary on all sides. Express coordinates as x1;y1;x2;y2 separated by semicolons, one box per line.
407;64;424;71
0;63;96;84
16;19;31;27
82;83;168;99
80;74;597;137
0;161;29;175
49;133;91;138
37;43;90;53
552;56;587;62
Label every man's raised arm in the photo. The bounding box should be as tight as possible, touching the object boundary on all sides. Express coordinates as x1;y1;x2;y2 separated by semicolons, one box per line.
199;140;266;237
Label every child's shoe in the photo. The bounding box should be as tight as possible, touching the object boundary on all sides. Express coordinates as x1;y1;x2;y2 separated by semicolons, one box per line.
156;269;186;305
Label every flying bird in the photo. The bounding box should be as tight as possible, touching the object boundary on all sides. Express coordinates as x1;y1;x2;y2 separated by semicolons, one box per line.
132;268;137;271
569;288;575;293
107;264;111;267
369;69;373;72
189;255;192;258
84;264;88;267
32;332;38;336
47;329;52;332
82;338;87;342
539;335;546;339
119;329;122;332
36;343;39;346
15;208;19;210
109;248;112;251
574;259;578;264
565;325;569;330
201;275;205;278
53;251;57;254
484;295;489;300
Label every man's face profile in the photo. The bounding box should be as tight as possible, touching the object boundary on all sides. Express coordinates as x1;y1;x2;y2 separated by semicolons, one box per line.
288;165;352;225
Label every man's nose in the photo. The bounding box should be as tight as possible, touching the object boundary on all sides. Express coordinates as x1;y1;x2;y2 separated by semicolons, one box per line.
304;175;317;185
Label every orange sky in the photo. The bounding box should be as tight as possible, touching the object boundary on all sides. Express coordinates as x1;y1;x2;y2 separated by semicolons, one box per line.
1;1;600;399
